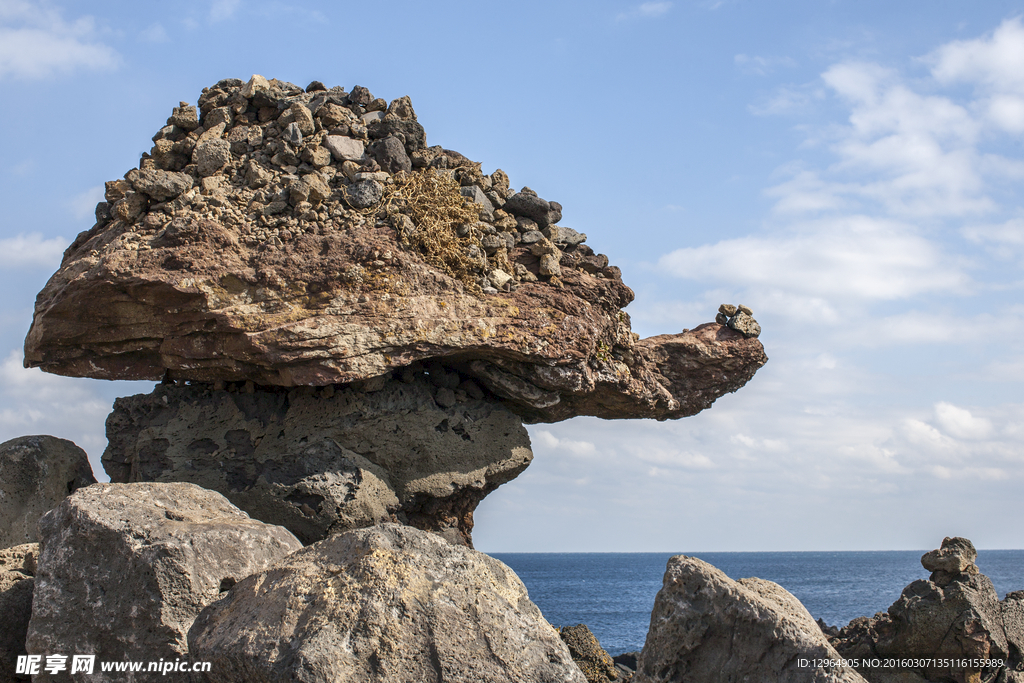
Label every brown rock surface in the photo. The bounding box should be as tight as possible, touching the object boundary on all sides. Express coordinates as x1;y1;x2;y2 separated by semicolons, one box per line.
23;76;766;423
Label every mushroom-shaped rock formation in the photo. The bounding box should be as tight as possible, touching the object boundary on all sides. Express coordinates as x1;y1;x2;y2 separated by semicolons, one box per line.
24;76;766;422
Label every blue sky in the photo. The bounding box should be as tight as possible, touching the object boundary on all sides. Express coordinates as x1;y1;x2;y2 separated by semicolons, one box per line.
3;0;1024;552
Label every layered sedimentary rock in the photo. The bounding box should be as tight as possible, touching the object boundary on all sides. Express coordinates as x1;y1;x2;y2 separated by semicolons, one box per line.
635;555;866;683
0;544;37;683
26;483;301;681
188;523;587;683
830;537;1024;683
102;377;532;546
24;76;766;423
0;435;96;547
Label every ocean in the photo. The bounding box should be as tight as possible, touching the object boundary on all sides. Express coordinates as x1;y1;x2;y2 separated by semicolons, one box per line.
491;550;1024;657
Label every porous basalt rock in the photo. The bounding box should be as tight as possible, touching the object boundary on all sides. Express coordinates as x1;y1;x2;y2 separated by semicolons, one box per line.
829;537;1024;683
101;377;533;547
0;435;96;547
634;555;867;683
24;76;766;423
921;536;978;586
559;624;620;683
0;544;37;683
25;483;301;681
187;523;587;683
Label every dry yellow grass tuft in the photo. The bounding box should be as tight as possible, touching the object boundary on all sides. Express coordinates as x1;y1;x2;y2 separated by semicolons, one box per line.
384;170;484;293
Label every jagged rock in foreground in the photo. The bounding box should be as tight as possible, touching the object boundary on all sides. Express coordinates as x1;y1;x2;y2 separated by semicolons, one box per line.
26;483;301;681
0;435;96;547
635;555;867;683
102;377;532;546
559;624;622;682
830;537;1024;683
0;544;37;683
188;523;587;683
23;76;766;423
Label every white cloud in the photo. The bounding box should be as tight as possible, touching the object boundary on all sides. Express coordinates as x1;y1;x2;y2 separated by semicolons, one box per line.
210;0;241;22
934;402;993;440
69;185;103;221
138;22;169;43
658;215;970;305
0;0;119;80
929;18;1024;95
616;1;672;21
0;350;155;481
0;350;111;478
735;53;797;76
749;84;824;116
840;309;1024;348
533;429;598;457
0;233;66;269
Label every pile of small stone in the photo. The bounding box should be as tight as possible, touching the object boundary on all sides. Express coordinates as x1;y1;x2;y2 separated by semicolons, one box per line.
716;303;761;338
95;75;620;296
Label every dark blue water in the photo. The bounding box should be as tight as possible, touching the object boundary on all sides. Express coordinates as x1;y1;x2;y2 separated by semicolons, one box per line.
492;551;1024;657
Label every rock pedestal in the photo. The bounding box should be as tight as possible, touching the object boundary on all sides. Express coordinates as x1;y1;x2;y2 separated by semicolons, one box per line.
102;376;532;547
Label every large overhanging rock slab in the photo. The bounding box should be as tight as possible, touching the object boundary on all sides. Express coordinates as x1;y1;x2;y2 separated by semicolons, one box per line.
188;523;587;683
23;76;766;423
635;555;867;683
102;376;533;547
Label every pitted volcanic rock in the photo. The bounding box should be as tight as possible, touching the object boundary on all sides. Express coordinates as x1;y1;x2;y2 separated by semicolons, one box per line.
24;76;766;422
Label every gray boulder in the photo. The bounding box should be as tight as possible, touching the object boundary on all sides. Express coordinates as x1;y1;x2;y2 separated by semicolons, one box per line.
346;178;383;208
830;537;1024;683
504;191;562;227
26;483;301;680
323;134;365;162
0;435;96;547
727;311;762;338
188;523;586;683
635;555;866;683
126;168;193;201
460;184;496;221
194;138;231;177
1;544;37;683
368;135;411;173
102;377;533;546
